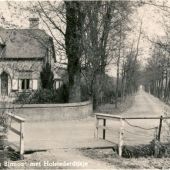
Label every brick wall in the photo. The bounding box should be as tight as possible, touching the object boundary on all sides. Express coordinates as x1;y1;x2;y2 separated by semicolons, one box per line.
11;100;93;121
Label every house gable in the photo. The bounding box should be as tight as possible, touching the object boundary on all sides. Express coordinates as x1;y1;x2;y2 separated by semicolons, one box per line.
0;28;56;62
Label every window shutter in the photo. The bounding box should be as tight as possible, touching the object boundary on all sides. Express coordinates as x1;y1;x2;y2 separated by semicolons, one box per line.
55;81;60;89
18;80;22;90
30;80;33;89
12;79;18;90
32;80;38;90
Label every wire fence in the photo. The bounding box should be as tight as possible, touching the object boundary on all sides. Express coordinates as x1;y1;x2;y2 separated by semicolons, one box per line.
95;113;170;157
123;119;157;146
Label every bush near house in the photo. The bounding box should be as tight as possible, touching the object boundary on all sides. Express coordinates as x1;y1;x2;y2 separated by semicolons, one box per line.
15;83;92;104
14;84;69;104
15;73;121;105
40;62;54;90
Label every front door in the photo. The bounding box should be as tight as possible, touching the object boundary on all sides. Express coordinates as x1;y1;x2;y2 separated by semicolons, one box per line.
1;72;8;96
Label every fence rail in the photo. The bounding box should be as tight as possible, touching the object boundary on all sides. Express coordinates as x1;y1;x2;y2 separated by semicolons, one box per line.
7;112;25;159
96;113;170;119
95;113;170;157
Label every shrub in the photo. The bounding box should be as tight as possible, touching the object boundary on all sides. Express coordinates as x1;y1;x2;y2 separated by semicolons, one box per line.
0;108;9;167
15;91;31;104
15;84;69;104
121;140;168;158
40;62;54;89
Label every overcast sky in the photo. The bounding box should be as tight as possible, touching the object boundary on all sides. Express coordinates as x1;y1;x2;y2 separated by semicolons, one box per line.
0;0;169;76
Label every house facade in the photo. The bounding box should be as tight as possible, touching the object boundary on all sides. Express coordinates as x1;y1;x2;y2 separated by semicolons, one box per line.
0;18;58;97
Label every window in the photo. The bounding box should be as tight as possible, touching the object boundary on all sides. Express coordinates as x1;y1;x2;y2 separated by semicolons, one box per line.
55;80;63;89
21;79;30;90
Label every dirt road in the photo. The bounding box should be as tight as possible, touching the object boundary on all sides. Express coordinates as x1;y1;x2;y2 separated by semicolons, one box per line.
123;88;166;117
119;89;169;145
8;89;170;169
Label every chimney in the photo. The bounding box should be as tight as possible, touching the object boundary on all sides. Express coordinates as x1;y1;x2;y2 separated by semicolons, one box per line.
29;18;39;29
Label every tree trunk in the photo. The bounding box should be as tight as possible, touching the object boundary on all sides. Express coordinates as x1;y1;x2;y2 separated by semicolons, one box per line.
121;69;126;102
65;1;85;102
115;61;120;108
164;69;168;101
69;72;81;102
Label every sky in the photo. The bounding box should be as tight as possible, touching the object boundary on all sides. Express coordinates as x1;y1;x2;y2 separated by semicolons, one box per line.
0;0;169;77
107;2;169;76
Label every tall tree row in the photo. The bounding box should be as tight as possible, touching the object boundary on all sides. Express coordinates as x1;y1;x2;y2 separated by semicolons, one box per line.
143;40;170;102
80;1;137;107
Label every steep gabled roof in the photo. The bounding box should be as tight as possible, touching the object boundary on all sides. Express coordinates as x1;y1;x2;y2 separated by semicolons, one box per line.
0;28;55;59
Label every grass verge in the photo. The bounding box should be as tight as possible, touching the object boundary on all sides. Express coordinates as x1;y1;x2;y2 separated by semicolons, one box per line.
80;148;170;169
95;94;134;114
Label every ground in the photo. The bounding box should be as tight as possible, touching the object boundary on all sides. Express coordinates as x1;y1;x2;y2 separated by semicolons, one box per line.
81;148;170;169
7;89;170;169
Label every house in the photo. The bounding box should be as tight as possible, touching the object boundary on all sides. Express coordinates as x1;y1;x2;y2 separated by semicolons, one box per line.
0;18;60;97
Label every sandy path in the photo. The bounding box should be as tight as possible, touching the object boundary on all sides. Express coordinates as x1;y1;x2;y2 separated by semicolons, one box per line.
123;89;166;117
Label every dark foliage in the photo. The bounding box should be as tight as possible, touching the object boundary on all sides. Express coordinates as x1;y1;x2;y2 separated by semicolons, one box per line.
40;62;54;89
122;141;168;158
15;92;31;104
15;84;69;104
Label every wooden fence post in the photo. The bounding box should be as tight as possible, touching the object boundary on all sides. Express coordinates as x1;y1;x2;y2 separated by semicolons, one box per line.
95;115;99;138
20;122;24;159
154;127;158;140
119;118;124;157
158;116;163;141
103;119;106;140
